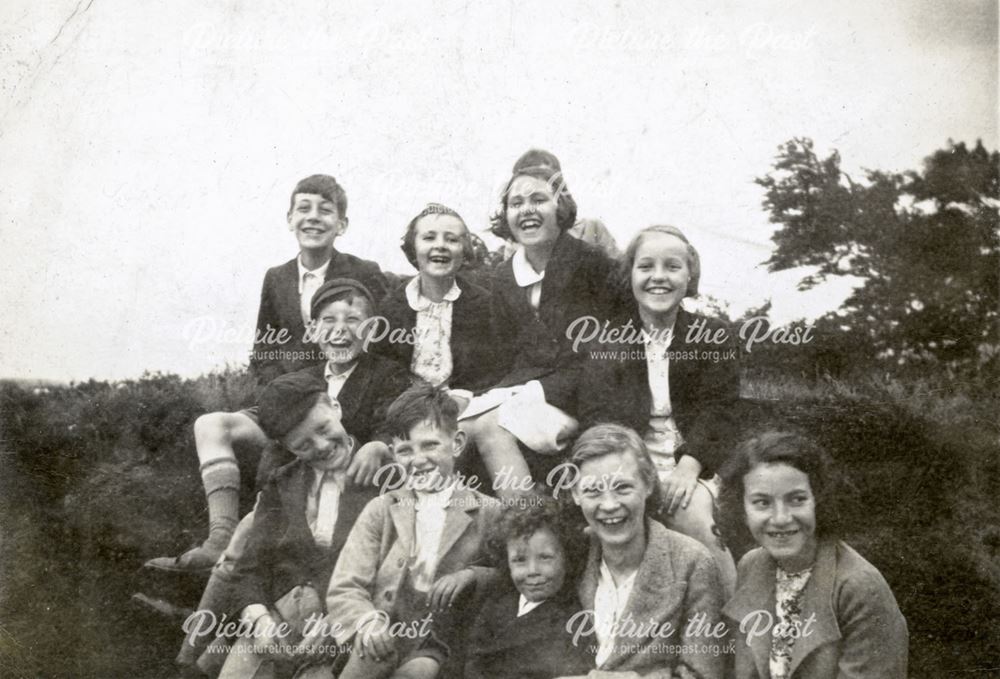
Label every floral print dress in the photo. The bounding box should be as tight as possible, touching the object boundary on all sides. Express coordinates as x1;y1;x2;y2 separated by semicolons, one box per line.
770;565;813;679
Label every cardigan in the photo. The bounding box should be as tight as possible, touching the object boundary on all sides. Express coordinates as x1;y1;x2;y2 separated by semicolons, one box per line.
374;275;501;393
543;307;741;477
488;233;624;389
249;250;388;387
722;540;908;679
577;521;726;679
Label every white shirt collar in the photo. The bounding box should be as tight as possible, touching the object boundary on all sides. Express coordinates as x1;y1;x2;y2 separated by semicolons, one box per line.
405;276;462;312
296;255;331;290
323;361;358;399
309;466;347;489
510;247;545;288
641;325;675;348
594;559;640;667
415;478;457;508
517;594;545;617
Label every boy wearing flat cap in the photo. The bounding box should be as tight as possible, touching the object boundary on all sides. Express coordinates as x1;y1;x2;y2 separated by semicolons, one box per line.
174;279;412;674
214;370;378;679
149;175;391;574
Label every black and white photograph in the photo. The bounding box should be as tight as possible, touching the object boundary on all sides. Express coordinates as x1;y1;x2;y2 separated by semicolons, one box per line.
1;1;997;677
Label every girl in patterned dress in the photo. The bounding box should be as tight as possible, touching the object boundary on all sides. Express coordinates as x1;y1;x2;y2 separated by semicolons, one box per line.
721;431;908;678
372;203;499;397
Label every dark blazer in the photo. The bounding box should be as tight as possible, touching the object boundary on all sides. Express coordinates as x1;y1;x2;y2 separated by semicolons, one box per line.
723;540;908;679
576;521;725;679
230;460;379;616
543;307;741;477
489;233;624;388
249;250;388;387
373;275;501;393
296;353;411;445
464;582;593;679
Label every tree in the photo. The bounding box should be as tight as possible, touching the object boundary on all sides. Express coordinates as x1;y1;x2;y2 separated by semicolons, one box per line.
756;138;999;369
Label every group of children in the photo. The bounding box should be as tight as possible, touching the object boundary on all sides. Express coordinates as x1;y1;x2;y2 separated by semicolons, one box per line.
144;151;908;679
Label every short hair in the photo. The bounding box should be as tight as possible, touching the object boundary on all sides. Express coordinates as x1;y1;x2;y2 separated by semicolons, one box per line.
619;224;701;299
491;165;578;242
570;423;663;518
288;174;348;219
486;493;588;585
512;148;562;173
310;278;376;320
399;203;476;270
384;381;460;442
720;431;839;538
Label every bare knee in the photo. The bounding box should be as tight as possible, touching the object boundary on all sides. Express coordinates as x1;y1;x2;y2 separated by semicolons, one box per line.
460;409;500;444
194;411;232;445
664;486;716;541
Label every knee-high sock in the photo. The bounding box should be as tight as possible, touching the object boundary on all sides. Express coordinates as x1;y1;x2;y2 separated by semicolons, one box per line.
200;458;240;549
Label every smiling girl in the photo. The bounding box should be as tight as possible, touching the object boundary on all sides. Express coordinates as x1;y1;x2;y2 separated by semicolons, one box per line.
543;224;740;595
373;204;499;394
561;424;724;679
460;164;623;495
721;431;908;679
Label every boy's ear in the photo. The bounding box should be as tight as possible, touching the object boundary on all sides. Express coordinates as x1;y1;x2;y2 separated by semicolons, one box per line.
451;429;467;457
335;216;349;236
569;484;583;506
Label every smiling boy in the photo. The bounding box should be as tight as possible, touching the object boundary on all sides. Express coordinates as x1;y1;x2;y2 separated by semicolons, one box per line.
172;279;412;673
215;370;380;679
299;383;501;679
148;176;391;573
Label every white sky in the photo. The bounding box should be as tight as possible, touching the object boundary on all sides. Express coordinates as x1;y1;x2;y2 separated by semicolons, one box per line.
1;0;996;382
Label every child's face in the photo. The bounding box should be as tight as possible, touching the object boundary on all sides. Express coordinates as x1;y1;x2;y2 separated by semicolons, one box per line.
391;419;465;493
506;526;567;602
414;213;466;279
287;192;346;252
281;398;353;471
743;462;818;572
631;232;690;318
572;450;651;552
505;175;560;249
312;297;370;368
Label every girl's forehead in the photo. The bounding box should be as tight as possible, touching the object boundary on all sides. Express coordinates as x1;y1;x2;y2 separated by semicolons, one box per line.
578;451;644;483
743;461;813;492
508;175;554;197
415;212;466;234
635;232;689;259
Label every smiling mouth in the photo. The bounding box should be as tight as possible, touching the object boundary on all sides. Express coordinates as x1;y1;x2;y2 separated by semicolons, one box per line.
428;255;452;264
645;286;675;295
598;517;626;528
518;218;542;231
766;529;799;538
302;227;326;235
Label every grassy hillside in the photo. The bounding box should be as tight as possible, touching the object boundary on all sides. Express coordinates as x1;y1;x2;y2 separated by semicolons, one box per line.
0;369;997;678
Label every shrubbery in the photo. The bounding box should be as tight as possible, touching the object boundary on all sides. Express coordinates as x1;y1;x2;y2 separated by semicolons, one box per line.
0;369;997;677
